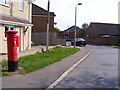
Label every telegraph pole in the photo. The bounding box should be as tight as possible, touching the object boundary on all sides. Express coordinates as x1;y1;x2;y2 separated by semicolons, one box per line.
46;0;50;51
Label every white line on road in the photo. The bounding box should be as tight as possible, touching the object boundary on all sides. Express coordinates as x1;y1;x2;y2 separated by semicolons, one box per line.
46;49;92;89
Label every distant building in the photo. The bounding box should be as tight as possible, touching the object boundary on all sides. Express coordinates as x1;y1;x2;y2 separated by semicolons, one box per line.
85;22;120;45
32;4;65;46
59;26;81;40
32;4;56;33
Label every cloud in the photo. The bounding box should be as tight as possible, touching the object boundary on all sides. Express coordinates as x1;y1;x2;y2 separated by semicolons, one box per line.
34;0;119;30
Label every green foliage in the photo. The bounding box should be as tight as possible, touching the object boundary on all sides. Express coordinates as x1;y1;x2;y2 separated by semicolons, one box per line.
1;60;7;67
81;23;89;30
53;46;61;49
79;29;87;37
80;23;89;37
18;47;79;73
54;27;61;31
1;47;80;76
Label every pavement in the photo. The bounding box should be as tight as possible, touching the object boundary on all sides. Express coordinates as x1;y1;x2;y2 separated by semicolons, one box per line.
2;46;92;89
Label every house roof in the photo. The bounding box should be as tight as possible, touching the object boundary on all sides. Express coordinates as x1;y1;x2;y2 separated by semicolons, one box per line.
89;22;120;35
65;26;81;32
32;3;56;16
0;14;33;27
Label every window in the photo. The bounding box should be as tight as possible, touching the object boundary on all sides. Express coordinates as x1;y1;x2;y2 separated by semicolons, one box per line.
19;0;24;10
4;26;15;38
0;0;10;6
86;35;89;37
5;26;9;37
5;0;10;5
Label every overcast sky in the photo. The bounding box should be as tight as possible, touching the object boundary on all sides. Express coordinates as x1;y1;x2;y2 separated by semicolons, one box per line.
33;0;119;30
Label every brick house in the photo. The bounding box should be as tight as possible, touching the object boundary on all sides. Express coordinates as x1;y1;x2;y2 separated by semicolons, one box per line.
32;4;65;45
59;26;81;40
85;22;120;45
0;0;33;54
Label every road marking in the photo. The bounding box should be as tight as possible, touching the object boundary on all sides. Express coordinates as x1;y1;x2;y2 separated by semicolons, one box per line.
46;49;92;89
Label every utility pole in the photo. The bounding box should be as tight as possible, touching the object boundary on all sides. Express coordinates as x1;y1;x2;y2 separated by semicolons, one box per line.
46;0;50;51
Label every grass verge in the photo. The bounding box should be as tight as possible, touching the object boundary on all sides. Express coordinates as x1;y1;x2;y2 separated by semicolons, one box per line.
1;46;80;76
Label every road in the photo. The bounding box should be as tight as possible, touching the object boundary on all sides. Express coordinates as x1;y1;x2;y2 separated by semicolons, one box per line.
55;45;119;88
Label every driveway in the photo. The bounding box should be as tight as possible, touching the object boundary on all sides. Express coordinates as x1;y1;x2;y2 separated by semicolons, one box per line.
55;44;119;88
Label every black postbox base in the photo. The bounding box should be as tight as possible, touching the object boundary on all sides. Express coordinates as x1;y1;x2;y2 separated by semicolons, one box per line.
8;61;18;72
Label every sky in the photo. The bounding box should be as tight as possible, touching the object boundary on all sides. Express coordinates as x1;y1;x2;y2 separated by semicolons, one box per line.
33;0;119;30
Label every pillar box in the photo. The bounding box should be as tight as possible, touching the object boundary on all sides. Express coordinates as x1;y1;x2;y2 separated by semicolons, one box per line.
5;30;20;72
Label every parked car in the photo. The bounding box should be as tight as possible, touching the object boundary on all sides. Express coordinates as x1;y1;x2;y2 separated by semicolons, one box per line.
71;38;86;46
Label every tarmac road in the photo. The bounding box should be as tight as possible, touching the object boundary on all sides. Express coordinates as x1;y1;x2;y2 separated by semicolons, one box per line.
55;44;119;88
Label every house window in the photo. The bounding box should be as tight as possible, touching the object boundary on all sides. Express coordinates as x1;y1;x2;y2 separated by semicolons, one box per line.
4;26;15;38
19;0;24;11
0;0;10;6
86;35;89;37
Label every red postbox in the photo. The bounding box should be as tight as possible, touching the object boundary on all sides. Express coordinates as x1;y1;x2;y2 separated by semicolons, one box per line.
5;30;20;72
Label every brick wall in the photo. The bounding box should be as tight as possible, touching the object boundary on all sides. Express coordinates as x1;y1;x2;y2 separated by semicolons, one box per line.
84;37;120;45
32;16;55;33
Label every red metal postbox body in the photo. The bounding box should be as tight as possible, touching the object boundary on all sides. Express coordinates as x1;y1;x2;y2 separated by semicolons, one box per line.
5;30;20;72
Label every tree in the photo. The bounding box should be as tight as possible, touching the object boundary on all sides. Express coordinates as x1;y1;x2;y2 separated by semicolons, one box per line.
54;27;61;32
80;23;89;37
81;23;89;30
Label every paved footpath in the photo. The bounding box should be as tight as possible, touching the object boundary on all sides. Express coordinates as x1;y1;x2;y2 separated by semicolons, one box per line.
2;46;91;89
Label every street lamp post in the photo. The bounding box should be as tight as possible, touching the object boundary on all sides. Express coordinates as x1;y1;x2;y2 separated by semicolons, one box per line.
46;0;50;51
74;3;82;48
